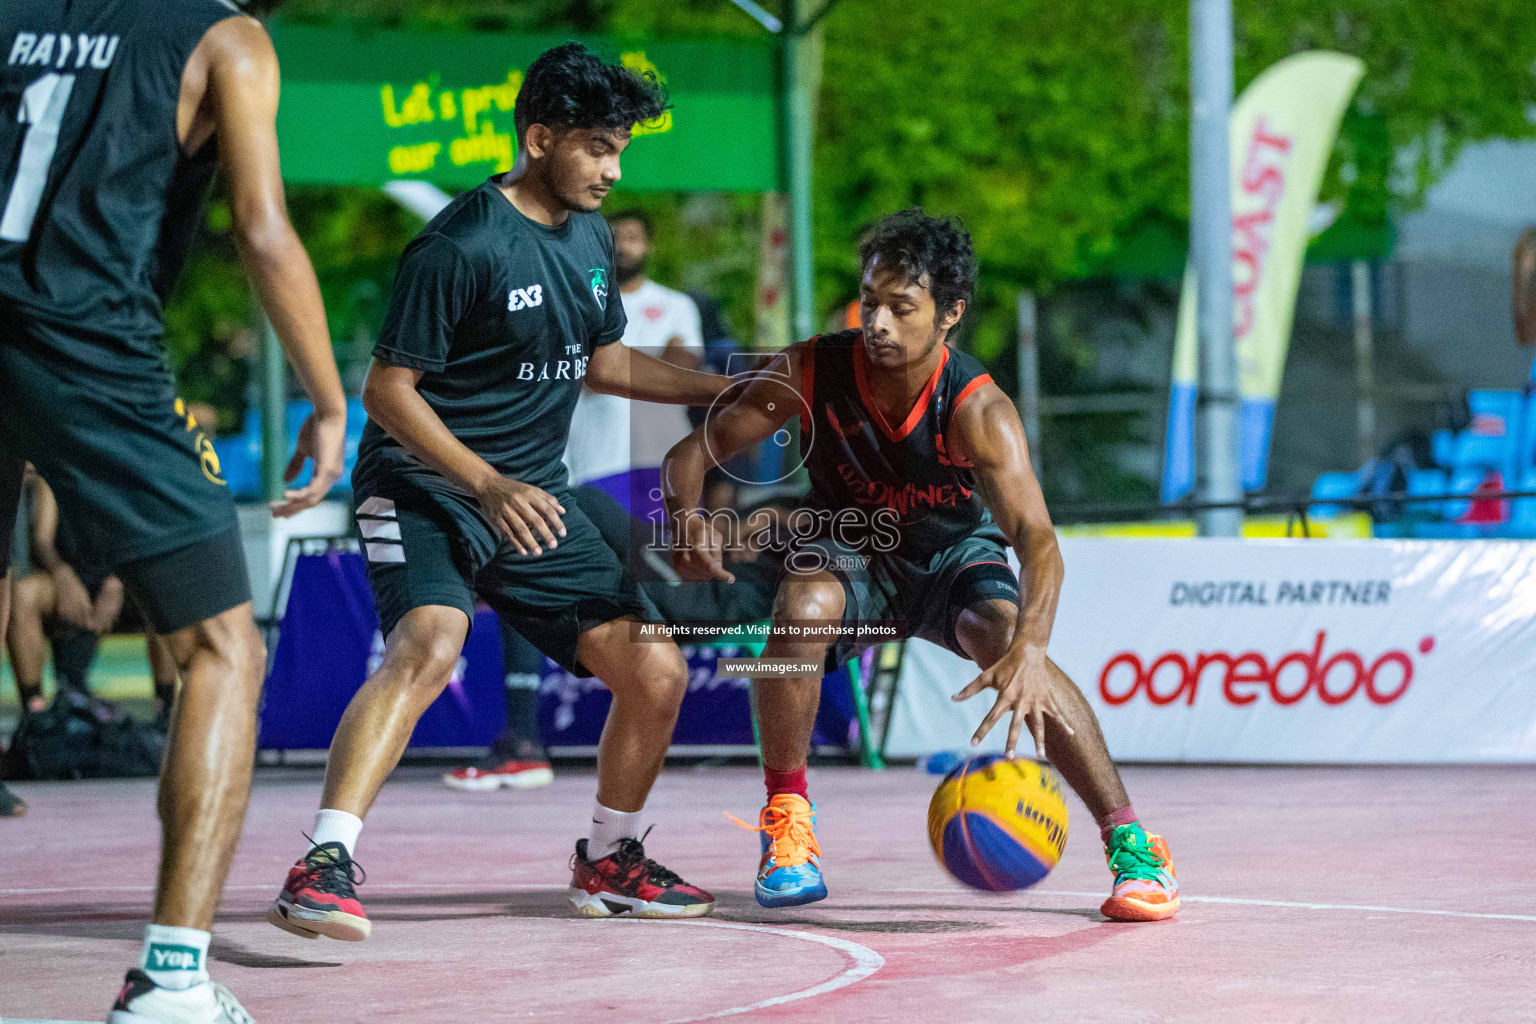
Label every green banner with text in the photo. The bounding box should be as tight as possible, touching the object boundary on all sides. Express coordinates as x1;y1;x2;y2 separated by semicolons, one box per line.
270;24;780;192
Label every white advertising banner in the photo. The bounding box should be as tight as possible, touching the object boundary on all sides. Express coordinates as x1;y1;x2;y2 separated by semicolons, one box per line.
885;539;1536;762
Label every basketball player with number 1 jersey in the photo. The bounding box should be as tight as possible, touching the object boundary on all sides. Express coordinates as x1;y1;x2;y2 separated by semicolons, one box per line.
1;1;348;1020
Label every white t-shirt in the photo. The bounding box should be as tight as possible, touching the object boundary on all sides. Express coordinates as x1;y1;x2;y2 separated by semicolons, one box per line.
563;279;705;485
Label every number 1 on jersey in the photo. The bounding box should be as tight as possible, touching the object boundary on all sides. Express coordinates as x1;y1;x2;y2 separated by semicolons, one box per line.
2;73;77;242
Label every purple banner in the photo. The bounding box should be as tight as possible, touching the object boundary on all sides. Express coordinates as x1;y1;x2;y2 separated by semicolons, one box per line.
261;550;855;752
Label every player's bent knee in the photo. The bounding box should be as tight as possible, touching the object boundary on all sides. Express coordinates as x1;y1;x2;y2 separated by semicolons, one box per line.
954;598;1019;667
383;607;469;688
397;634;463;692
199;607;267;691
643;644;690;697
611;643;688;709
12;574;49;618
774;577;846;623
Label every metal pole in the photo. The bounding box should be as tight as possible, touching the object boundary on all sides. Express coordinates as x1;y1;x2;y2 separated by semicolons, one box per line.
1016;292;1043;474
258;306;287;503
781;0;816;343
1351;260;1376;465
1190;0;1242;537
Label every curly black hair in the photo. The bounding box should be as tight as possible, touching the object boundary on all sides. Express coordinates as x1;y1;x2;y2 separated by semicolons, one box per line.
858;209;979;326
514;43;670;143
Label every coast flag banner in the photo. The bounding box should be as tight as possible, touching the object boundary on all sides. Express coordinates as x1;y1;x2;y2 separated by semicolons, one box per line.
1161;51;1364;502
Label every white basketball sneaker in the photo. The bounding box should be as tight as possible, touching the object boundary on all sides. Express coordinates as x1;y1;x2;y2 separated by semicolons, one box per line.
106;970;256;1023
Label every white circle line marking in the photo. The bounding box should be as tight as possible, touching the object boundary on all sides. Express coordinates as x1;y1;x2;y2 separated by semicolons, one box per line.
0;893;883;1024
637;919;884;1024
889;888;1536;923
7;882;1534;923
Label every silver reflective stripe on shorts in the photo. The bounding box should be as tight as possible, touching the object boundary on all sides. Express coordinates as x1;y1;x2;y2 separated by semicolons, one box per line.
357;496;397;518
357;497;405;563
359;518;401;540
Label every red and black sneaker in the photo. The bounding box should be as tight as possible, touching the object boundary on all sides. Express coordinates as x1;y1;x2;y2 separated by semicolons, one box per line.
442;758;554;791
267;841;372;941
569;833;716;918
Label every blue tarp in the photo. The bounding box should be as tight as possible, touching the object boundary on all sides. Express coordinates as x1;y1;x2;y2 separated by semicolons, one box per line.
261;549;856;752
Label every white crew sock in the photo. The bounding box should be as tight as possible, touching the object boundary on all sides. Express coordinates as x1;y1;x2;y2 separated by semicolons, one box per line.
587;801;641;858
139;924;210;991
309;808;364;858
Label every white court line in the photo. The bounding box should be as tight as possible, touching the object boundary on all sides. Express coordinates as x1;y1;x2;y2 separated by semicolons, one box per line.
641;919;884;1024
10;881;1536;923
0;882;550;896
1;894;884;1024
892;888;1536;924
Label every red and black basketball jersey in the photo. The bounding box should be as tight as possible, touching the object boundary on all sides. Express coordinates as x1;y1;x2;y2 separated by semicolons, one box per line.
797;329;1002;563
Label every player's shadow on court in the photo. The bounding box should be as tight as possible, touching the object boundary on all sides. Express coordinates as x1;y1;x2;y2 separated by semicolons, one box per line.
0;890;1106;945
736;916;997;933
212;941;342;970
817;901;1104;920
356;886;609;923
0;907;341;965
0;908;151;943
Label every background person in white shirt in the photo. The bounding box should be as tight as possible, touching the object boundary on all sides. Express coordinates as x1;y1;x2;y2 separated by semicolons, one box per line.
564;211;704;518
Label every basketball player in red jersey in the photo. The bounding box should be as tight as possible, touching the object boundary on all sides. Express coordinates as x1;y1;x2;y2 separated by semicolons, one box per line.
663;209;1179;920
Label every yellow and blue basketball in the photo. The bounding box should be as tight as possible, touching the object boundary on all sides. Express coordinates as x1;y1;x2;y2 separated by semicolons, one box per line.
927;755;1069;891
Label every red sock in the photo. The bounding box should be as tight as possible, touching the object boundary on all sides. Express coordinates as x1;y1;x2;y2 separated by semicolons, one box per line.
1097;805;1139;846
764;764;808;801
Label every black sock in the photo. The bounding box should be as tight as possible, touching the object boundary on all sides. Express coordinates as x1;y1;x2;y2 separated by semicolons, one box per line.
498;623;547;760
50;626;100;694
498;686;545;760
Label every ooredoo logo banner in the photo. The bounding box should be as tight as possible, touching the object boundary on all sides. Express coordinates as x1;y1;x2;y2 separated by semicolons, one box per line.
883;538;1536;762
1097;630;1431;708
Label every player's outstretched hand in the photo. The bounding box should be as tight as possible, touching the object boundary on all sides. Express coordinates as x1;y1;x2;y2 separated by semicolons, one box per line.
670;512;735;584
271;406;347;518
475;475;566;556
952;643;1075;760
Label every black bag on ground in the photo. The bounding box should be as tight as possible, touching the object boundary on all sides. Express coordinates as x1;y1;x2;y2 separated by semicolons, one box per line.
3;689;163;780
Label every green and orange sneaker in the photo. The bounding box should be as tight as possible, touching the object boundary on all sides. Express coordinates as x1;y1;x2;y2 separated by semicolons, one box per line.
1100;823;1179;922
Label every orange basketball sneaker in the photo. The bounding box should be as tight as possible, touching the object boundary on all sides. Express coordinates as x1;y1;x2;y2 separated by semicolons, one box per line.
1100;823;1180;922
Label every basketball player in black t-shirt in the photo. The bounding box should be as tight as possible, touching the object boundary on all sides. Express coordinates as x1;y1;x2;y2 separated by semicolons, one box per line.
665;210;1181;922
1;1;348;1019
266;44;735;942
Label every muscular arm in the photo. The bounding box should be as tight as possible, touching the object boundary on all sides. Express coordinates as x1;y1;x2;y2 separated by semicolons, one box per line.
661;348;800;581
361;361;566;555
584;341;730;406
951;384;1062;651
946;382;1077;758
190;18;347;514
362;362;498;496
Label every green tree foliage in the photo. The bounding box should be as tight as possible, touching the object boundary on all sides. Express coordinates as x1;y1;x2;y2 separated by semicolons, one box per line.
165;0;1536;462
163;184;420;429
811;0;1536;321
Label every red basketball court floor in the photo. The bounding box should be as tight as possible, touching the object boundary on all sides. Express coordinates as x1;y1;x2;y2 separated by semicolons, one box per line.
3;763;1532;1023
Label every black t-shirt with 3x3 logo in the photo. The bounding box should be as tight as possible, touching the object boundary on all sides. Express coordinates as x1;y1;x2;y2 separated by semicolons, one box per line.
355;179;626;497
